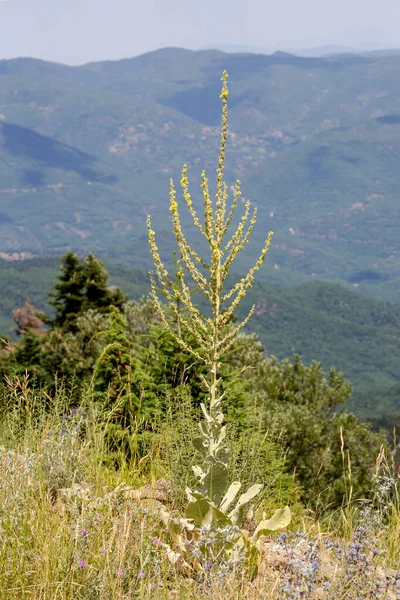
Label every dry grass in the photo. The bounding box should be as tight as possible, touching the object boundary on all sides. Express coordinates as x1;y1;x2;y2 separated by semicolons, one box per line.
0;377;398;599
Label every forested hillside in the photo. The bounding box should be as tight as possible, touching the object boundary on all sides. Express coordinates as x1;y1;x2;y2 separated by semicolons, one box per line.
1;256;399;426
1;48;400;301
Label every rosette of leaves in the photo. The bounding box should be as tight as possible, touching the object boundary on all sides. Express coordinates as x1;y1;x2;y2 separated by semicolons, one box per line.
159;404;291;578
147;71;290;580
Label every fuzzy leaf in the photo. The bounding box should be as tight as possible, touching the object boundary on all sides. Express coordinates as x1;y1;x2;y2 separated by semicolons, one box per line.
159;506;171;527
192;465;204;481
219;481;241;513
186;495;212;526
198;422;208;438
186;486;195;503
215;412;224;424
193;437;208;458
215;445;230;466
215;424;226;446
252;506;291;543
160;506;196;536
202;462;229;504
200;403;211;422
228;483;263;525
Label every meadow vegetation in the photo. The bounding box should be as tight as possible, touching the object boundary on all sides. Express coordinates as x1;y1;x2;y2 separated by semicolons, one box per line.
0;71;399;598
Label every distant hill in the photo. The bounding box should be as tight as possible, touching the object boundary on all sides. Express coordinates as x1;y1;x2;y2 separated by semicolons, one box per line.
242;280;400;421
243;119;400;303
292;45;361;56
1;48;400;302
1;258;399;427
198;44;400;58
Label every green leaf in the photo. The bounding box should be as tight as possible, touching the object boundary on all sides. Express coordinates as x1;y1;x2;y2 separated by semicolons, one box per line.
215;445;230;465
200;403;211;422
245;542;261;581
186;495;212;526
198;421;208;438
219;481;241;513
208;504;232;527
193;437;208;458
202;462;229;504
228;483;263;526
186;492;231;527
252;506;291;543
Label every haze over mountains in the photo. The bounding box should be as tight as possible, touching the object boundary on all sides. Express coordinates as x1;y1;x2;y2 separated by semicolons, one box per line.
1;46;400;300
199;44;400;57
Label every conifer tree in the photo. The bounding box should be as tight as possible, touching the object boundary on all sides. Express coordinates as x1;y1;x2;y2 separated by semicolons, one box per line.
82;253;126;314
48;252;126;331
48;251;86;330
93;307;133;411
93;307;158;455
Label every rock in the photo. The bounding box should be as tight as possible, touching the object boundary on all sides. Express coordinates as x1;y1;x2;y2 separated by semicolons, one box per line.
124;478;173;502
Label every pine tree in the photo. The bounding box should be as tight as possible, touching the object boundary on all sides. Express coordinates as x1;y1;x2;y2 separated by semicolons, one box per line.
81;253;126;314
48;252;127;331
48;252;86;331
93;307;158;455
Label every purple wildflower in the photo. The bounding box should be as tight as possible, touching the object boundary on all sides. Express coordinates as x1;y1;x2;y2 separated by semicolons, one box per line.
137;571;145;578
78;560;87;568
117;568;125;575
80;530;88;537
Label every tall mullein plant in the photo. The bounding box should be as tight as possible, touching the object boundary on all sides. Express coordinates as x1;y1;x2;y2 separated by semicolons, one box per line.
147;72;290;576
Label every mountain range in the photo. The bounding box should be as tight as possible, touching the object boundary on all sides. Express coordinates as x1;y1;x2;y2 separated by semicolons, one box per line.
0;47;400;303
199;44;400;57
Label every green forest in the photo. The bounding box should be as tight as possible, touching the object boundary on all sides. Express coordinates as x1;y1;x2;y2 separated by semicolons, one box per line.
2;256;400;428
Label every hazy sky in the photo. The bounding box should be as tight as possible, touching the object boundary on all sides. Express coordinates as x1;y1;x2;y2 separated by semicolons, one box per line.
0;0;399;64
